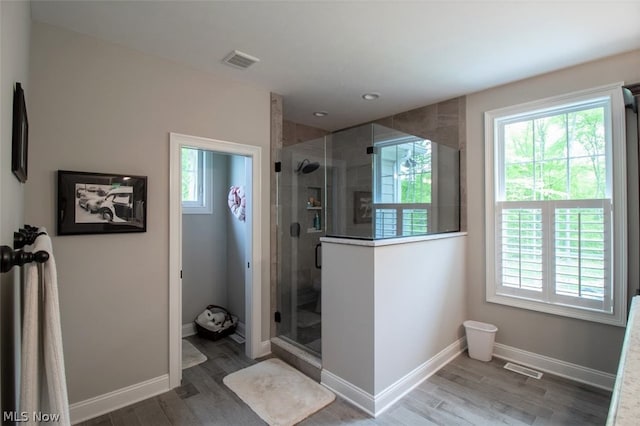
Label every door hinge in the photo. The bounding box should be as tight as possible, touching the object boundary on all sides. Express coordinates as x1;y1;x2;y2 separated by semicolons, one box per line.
180;270;182;279
275;162;282;173
247;262;250;269
366;146;375;155
274;311;281;323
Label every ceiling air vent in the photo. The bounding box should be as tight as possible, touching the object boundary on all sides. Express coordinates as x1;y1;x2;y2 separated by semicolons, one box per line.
223;50;260;70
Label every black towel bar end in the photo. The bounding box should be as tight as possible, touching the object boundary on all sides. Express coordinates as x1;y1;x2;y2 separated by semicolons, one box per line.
0;245;49;274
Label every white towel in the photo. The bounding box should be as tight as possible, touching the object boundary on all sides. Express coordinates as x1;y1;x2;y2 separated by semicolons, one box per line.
20;239;41;424
20;229;70;426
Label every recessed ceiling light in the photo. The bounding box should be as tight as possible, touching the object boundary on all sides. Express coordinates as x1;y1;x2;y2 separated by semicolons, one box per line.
362;92;380;100
313;111;328;117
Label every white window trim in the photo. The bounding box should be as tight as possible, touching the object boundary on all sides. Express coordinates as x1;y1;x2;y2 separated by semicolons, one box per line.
182;148;213;215
484;82;627;327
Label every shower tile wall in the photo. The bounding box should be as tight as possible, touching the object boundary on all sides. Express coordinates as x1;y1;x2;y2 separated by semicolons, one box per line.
283;119;329;147
270;93;283;339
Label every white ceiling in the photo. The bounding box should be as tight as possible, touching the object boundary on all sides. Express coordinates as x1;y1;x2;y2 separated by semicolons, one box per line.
31;1;640;131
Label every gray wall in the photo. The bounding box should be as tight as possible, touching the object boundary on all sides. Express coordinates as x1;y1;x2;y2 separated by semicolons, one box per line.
24;22;270;404
322;243;375;392
0;0;30;412
466;49;640;374
226;155;247;324
182;153;229;324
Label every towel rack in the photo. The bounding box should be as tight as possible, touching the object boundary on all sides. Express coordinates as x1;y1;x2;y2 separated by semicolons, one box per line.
1;225;49;273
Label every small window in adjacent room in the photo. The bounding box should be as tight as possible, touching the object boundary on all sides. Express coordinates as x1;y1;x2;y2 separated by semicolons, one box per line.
182;147;212;214
484;83;627;326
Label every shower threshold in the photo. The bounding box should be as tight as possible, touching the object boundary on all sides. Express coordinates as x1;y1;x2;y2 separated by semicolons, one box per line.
271;336;322;382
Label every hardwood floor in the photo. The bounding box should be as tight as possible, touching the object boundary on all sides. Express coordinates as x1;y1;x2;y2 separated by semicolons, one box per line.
78;335;611;426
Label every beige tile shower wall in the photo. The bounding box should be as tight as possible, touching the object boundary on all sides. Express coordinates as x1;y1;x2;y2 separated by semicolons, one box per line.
270;94;283;339
283;120;330;147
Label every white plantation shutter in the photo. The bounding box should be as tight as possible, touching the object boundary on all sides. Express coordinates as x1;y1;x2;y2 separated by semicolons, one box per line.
497;204;544;293
552;201;611;311
496;200;611;313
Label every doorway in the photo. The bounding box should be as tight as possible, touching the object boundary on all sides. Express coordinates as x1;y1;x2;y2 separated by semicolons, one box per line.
169;133;263;389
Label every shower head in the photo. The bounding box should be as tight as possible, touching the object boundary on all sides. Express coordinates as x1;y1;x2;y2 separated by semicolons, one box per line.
295;159;320;174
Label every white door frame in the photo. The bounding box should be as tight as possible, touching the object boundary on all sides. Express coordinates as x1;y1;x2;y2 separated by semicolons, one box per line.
169;132;263;389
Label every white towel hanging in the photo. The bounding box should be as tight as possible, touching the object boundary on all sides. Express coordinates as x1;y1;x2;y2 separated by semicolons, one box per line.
20;229;70;426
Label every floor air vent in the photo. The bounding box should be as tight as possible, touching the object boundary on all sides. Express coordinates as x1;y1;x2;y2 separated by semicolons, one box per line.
223;50;260;69
503;362;543;379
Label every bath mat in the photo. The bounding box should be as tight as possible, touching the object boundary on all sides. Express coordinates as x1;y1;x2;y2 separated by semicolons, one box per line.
223;358;335;426
182;339;207;370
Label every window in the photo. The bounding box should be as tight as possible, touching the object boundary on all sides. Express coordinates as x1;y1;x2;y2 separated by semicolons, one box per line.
374;136;432;238
182;147;212;214
485;83;627;326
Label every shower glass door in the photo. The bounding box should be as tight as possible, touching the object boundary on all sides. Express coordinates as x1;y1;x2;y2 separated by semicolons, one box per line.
276;135;329;356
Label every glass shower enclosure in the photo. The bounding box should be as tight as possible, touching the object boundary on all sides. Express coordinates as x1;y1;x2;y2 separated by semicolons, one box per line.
276;135;329;356
276;123;460;356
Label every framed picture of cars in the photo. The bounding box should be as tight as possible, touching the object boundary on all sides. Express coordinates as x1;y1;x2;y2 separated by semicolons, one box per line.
57;170;147;235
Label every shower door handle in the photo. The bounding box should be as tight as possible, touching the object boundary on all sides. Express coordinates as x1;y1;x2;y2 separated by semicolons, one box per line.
315;243;322;269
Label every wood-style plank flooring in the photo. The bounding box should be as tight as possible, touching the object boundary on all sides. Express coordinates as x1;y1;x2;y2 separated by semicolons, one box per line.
78;335;611;425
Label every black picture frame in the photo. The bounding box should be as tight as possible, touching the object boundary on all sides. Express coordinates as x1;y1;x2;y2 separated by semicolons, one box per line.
353;191;372;224
57;170;147;235
12;82;28;183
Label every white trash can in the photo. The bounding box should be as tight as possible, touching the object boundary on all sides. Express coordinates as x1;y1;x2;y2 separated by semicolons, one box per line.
463;320;498;362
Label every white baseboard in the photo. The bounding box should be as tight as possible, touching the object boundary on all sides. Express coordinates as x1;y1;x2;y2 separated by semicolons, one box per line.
374;337;467;416
182;322;196;338
70;374;169;425
236;321;246;338
256;339;271;358
320;369;375;416
321;337;466;417
493;342;615;391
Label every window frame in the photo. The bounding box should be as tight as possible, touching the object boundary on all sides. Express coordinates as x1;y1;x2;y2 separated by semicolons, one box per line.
484;83;627;327
373;136;434;238
181;147;213;215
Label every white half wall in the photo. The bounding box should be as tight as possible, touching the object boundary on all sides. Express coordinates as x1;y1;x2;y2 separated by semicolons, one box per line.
373;234;467;393
321;234;467;414
322;242;375;393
